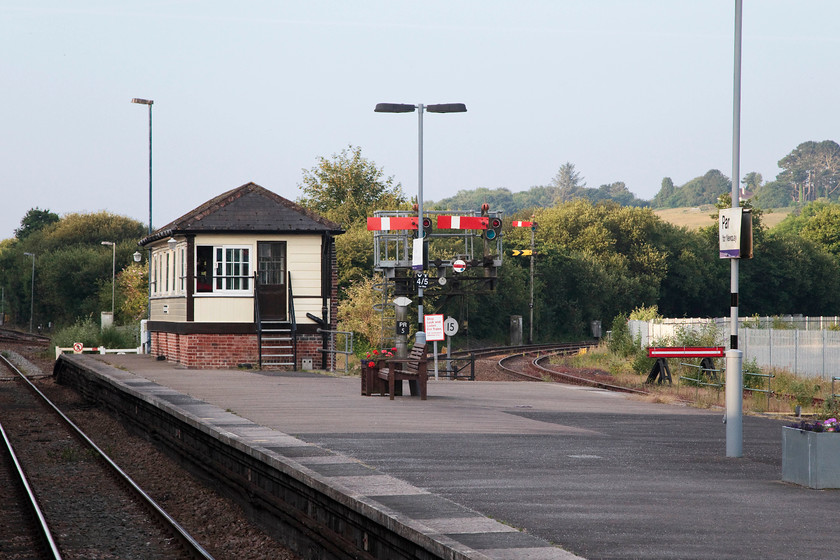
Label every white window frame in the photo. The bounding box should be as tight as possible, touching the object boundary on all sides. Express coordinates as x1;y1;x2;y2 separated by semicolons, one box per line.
206;245;252;295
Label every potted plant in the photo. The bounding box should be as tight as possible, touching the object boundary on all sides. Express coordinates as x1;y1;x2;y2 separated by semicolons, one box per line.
782;418;840;489
360;348;396;396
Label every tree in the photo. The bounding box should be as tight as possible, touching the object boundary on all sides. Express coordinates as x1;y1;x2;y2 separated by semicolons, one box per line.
297;145;406;227
741;172;763;194
430;187;515;213
14;207;59;239
778;140;840;202
0;210;146;329
752;180;793;209
652;177;675;208
551;162;586;203
667;170;731;208
297;146;409;296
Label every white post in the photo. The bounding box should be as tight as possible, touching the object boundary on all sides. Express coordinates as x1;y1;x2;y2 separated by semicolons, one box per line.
726;349;743;457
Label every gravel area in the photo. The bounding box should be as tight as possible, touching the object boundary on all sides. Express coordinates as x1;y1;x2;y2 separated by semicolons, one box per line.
1;342;300;560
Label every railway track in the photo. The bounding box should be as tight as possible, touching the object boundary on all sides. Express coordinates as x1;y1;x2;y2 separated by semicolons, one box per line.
0;326;51;345
496;343;649;395
0;422;61;558
0;353;215;560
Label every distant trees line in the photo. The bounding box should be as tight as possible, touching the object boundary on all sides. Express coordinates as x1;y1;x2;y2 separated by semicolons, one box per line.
432;140;840;215
4;140;840;346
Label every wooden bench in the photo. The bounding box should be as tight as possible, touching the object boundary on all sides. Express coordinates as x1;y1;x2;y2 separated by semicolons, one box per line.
377;342;428;400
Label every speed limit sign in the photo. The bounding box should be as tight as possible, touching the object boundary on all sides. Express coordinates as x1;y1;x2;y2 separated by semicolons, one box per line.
444;317;459;336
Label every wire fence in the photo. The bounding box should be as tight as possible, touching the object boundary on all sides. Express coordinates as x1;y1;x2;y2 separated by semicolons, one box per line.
629;317;840;379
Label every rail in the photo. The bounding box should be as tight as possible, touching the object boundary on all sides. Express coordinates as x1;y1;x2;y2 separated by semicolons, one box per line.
1;421;62;559
0;354;215;560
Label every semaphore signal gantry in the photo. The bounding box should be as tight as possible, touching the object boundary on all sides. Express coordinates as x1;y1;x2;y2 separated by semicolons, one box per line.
367;204;504;294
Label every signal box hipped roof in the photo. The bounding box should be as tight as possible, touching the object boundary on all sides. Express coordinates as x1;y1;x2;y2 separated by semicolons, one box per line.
139;182;343;246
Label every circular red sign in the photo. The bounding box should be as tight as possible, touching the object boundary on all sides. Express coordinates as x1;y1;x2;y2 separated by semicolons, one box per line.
452;259;466;273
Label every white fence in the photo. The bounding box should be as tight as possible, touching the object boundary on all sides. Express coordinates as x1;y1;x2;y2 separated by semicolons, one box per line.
628;317;840;379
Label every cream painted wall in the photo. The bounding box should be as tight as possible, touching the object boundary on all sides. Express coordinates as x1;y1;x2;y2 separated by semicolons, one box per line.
148;233;329;324
193;296;254;322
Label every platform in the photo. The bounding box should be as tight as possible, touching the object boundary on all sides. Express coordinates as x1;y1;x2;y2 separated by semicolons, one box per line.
62;354;839;559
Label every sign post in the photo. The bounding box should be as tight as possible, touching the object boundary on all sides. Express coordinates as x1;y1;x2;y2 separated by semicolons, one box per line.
424;314;445;380
444;317;459;374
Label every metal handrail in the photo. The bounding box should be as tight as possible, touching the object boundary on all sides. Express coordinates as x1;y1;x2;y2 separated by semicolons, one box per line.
317;328;354;374
254;273;262;368
287;271;297;368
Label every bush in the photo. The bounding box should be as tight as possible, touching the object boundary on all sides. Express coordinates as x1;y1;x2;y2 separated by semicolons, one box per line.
607;313;636;357
99;325;140;349
52;318;100;348
52;318;140;351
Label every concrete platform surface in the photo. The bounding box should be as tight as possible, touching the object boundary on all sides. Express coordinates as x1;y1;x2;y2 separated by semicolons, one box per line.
90;354;838;560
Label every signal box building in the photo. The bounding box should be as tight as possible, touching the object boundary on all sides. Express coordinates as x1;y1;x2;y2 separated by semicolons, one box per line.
138;182;343;369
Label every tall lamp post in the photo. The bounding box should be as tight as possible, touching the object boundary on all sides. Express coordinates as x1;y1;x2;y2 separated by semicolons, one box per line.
726;0;744;458
23;252;35;333
374;102;467;343
132;97;153;352
101;241;116;315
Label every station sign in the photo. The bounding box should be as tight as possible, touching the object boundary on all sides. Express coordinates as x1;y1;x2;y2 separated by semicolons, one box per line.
424;314;445;341
719;207;743;259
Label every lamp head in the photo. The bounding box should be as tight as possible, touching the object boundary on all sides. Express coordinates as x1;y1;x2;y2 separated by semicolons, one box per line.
131;98;153;105
375;103;416;113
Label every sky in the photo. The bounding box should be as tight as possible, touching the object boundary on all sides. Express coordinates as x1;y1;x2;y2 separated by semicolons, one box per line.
2;1;839;239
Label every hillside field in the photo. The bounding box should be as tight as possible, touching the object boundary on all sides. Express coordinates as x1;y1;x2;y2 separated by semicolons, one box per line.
654;206;792;230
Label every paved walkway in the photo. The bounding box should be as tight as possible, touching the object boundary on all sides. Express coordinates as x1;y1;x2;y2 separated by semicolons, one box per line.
89;355;838;560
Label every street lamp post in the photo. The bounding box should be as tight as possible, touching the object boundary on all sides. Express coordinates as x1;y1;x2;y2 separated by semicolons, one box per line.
101;241;116;315
131;98;154;238
23;252;35;333
132;97;153;353
374;102;467;343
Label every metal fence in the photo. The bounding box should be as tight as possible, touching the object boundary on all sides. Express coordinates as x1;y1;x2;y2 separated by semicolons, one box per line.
629;317;840;379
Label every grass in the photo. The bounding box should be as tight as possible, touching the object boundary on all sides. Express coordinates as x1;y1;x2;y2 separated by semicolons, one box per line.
556;344;839;418
654;206;792;230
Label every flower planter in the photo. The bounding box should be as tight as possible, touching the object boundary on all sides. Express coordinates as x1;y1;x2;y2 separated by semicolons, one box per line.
782;426;840;489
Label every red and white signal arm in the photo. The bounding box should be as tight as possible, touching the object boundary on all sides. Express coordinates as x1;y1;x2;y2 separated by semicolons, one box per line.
512;221;533;228
452;259;466;273
437;216;489;230
367;216;418;231
647;347;725;359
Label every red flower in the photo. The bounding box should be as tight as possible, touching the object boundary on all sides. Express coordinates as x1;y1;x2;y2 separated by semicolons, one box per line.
368;361;376;368
373;349;379;355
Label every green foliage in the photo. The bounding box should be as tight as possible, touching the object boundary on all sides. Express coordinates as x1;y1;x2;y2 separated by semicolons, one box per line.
607;314;636;357
337;276;389;350
652;177;675;208
752;180;792;209
628;305;661;321
52;318;100;348
0;211;146;329
52;319;139;352
116;263;148;322
98;325;140;349
742;358;768;391
659;169;732;208
777;140;840;202
15;207;59;239
297;145;407;228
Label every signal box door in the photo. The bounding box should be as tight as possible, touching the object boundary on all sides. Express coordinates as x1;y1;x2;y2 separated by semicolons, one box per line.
257;241;287;321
